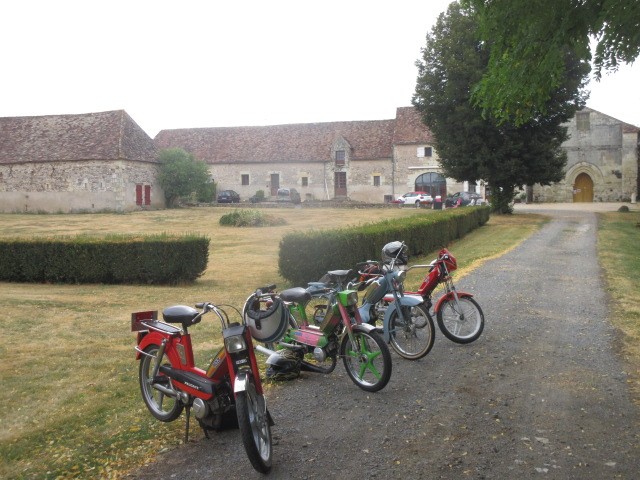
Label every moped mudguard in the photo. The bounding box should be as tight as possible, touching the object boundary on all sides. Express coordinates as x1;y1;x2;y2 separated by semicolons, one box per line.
434;291;474;314
234;371;249;393
135;331;182;366
382;296;424;343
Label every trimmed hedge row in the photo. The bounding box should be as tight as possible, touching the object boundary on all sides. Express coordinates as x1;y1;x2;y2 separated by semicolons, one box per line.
278;206;490;286
0;234;209;285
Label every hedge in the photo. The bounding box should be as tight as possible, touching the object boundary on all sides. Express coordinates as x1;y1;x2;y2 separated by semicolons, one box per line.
0;234;210;285
278;206;490;286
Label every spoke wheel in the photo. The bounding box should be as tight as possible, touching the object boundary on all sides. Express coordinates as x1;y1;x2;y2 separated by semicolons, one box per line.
340;329;392;392
236;378;273;473
138;345;183;422
437;296;484;344
388;304;435;360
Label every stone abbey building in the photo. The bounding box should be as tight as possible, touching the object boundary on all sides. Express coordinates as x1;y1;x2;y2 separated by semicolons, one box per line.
0;107;637;212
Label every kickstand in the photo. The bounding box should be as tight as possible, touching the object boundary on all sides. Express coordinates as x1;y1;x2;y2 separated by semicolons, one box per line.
184;404;191;443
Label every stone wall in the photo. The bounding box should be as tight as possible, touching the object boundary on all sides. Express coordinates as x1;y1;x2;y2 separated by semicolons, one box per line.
533;110;638;202
0;160;163;213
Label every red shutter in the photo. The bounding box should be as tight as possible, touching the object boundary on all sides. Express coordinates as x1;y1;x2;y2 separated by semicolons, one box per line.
135;184;143;205
144;185;151;205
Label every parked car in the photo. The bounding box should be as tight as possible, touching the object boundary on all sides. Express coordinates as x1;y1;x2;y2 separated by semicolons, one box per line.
444;191;482;208
276;188;301;204
394;191;433;207
217;190;240;203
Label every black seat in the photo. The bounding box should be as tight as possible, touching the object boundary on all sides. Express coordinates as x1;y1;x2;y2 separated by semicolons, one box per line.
163;305;199;327
280;287;312;304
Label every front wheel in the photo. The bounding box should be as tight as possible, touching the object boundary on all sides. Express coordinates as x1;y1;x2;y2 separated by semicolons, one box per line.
236;378;273;473
436;296;484;344
138;345;184;422
388;304;435;360
340;328;392;392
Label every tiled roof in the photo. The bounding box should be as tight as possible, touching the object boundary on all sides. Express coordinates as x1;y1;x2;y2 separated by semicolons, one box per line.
393;106;434;144
155;118;402;164
0;110;157;165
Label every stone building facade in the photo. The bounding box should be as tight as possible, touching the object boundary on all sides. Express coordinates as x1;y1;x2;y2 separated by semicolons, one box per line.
154;107;466;204
532;108;639;203
0;110;162;213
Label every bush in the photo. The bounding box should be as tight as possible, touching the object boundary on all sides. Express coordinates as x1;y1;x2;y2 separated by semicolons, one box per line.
278;207;490;285
0;234;209;285
219;209;286;227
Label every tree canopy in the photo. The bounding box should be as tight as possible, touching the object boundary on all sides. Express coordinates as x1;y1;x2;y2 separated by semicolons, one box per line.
412;2;589;213
157;148;213;207
465;0;640;125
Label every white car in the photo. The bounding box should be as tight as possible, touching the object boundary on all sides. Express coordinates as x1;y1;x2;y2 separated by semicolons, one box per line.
396;192;433;207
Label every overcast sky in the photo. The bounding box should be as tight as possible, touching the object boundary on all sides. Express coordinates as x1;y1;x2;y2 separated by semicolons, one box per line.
2;0;639;138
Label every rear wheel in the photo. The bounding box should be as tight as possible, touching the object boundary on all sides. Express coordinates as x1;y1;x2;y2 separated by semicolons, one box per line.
388;304;435;360
236;378;273;473
341;328;392;392
138;345;183;422
437;296;484;344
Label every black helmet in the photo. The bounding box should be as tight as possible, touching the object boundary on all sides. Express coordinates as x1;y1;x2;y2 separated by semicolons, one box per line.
382;241;408;266
265;350;301;381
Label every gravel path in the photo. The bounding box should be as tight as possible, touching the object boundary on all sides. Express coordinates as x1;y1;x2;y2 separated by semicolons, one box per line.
127;205;639;479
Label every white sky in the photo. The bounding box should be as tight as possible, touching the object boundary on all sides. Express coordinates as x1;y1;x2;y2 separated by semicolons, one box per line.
1;0;638;138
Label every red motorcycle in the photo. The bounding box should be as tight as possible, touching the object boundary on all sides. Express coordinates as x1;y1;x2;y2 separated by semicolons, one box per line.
402;248;484;344
132;301;274;473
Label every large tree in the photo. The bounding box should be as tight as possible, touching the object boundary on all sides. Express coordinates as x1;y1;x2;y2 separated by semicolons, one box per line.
157;148;213;207
412;2;589;213
465;0;640;125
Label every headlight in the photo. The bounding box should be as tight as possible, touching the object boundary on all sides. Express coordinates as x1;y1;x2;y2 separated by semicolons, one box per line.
224;335;247;353
396;270;407;282
346;291;358;306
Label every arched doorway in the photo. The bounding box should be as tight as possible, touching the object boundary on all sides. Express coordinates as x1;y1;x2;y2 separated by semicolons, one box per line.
573;173;593;202
415;172;447;198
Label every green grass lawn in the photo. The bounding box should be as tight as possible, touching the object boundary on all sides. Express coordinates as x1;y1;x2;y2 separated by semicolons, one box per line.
0;206;636;478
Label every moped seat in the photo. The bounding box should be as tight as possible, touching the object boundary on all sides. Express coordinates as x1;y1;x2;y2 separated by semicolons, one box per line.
326;269;353;283
280;287;311;304
163;305;199;325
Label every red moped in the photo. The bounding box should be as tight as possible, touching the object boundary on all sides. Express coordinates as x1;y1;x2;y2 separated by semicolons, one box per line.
132;301;273;473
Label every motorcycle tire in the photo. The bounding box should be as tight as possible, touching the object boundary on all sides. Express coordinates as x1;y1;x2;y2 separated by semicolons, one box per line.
236;378;273;473
388;304;435;360
436;296;484;344
340;328;392;392
139;345;184;422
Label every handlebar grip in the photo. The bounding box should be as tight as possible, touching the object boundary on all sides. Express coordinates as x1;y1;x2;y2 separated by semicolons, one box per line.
195;302;205;309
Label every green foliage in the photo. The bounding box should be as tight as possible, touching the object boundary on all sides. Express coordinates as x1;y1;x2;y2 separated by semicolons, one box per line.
219;209;286;227
196;180;216;203
278;207;490;286
464;0;639;125
0;234;209;284
157;148;212;207
413;2;588;214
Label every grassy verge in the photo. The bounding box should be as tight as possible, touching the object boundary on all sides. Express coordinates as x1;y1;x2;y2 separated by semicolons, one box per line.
597;210;640;404
0;207;549;479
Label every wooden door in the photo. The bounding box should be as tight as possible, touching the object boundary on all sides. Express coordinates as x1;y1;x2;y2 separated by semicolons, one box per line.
270;174;280;196
573;173;593;202
334;172;347;197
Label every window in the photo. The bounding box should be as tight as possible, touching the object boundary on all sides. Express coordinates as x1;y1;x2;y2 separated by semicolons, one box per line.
335;150;345;166
576;112;590;132
241;174;249;185
136;184;151;206
417;147;433;157
373;175;381;187
301;176;308;187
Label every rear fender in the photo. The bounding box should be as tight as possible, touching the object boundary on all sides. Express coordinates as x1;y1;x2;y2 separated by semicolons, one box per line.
434;291;474;313
135;332;181;366
382;296;424;342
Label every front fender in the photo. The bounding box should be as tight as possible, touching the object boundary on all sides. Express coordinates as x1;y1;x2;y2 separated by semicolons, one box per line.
352;322;377;335
382;296;424;343
234;371;249;393
434;291;474;313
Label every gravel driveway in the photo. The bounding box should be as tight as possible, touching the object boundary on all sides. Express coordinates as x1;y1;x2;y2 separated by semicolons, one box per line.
127;204;639;479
